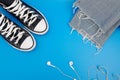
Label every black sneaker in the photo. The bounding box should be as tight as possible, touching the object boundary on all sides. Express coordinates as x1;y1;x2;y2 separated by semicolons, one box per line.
0;13;36;51
1;0;49;35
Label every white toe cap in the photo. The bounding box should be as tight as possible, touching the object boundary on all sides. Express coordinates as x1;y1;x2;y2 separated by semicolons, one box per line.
34;19;47;33
20;36;35;50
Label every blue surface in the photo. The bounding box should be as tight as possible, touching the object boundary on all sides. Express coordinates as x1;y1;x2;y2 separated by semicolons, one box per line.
0;0;120;80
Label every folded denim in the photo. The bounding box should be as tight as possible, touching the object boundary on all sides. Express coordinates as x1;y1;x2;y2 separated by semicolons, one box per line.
69;0;120;48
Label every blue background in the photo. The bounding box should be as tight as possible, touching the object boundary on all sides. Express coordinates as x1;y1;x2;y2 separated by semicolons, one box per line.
0;0;120;80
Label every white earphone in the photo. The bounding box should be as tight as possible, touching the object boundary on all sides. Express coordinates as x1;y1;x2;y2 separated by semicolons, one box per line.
69;61;75;70
69;61;74;66
47;61;55;68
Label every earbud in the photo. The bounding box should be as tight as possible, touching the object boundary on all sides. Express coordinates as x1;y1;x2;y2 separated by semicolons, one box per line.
69;61;75;71
47;61;56;68
69;61;81;80
69;61;74;66
73;78;76;80
47;61;51;66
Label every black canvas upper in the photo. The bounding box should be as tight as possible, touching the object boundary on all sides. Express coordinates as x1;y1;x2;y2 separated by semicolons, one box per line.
2;0;48;34
0;0;14;6
0;13;35;51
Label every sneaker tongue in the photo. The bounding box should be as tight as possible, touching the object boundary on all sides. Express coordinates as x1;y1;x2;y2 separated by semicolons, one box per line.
0;0;14;6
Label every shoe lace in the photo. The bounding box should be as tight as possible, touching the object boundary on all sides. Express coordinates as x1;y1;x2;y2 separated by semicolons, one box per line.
0;14;25;45
4;0;38;26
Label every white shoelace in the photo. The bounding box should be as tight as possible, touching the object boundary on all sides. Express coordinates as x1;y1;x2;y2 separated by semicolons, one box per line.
0;14;25;45
4;0;38;26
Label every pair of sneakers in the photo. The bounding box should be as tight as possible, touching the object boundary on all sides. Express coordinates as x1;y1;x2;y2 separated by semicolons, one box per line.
0;0;49;51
